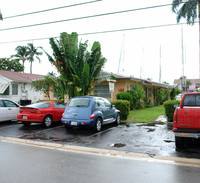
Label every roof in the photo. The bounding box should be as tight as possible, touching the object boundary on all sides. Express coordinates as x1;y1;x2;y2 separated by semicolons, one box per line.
100;71;173;88
0;70;45;83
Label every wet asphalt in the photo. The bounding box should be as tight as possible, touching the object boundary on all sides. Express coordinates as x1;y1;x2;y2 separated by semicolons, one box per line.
0;116;200;159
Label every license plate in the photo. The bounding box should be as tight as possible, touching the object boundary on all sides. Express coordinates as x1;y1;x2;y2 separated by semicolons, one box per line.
23;115;27;119
71;121;77;126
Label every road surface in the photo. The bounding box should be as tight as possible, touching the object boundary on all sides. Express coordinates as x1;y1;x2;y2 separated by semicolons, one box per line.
0;141;200;183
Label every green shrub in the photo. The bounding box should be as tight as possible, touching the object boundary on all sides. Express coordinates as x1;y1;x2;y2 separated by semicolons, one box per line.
170;86;182;100
163;100;180;122
156;88;171;105
143;97;153;108
116;83;145;110
111;100;130;120
116;92;131;101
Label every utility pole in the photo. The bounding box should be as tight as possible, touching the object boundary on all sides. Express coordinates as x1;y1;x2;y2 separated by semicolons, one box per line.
181;25;185;91
159;45;162;83
118;34;125;74
140;47;144;79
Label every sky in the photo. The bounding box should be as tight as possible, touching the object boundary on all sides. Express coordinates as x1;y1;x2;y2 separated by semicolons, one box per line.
0;0;199;84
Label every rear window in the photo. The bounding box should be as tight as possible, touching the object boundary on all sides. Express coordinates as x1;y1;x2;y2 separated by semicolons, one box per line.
68;98;90;107
27;102;50;109
182;94;200;106
53;102;66;109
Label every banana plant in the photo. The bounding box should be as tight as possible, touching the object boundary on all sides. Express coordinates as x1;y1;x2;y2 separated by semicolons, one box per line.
43;32;106;99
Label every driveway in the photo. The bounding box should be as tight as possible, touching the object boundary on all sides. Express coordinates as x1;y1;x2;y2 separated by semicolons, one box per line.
0;116;200;159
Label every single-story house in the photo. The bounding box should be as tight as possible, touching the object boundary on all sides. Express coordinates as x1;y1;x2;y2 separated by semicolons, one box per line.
0;70;45;104
92;71;173;103
41;71;173;103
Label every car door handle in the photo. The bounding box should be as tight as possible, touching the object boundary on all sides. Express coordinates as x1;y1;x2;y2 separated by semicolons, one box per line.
8;108;12;110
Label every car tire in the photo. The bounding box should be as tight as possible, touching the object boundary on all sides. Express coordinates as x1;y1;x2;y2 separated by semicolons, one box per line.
115;113;120;125
43;115;53;127
22;122;31;127
175;136;185;151
94;117;102;132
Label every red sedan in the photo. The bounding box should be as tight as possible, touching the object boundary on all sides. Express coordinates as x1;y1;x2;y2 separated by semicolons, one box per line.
17;101;66;127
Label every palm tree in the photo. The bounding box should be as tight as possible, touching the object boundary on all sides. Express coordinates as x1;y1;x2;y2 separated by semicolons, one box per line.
11;46;28;72
43;32;106;98
27;43;43;74
172;0;200;77
0;10;3;20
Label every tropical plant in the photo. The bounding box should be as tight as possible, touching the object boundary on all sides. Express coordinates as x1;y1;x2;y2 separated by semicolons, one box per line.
31;74;54;100
27;43;43;74
0;10;3;20
0;58;24;72
172;0;199;25
11;46;28;72
43;32;106;98
172;0;200;76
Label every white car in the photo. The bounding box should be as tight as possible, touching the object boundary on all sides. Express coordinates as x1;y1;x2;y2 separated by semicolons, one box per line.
0;98;20;122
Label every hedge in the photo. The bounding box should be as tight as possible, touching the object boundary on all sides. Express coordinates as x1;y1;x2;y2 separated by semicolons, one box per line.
163;100;180;122
111;100;130;120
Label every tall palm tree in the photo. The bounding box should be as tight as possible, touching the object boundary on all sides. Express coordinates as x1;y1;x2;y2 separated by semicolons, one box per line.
172;0;200;77
0;10;3;20
27;43;43;74
11;46;28;72
43;32;106;98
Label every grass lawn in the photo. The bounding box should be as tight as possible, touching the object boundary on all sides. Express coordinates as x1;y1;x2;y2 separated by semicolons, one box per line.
122;105;165;123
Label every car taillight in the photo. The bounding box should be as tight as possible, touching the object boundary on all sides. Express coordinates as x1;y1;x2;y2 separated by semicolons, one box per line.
31;110;41;114
173;109;178;123
90;114;95;119
19;109;22;113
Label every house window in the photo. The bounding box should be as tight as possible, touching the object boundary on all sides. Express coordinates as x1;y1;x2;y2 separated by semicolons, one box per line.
130;85;135;90
94;85;111;98
12;84;18;95
3;86;9;95
148;88;152;98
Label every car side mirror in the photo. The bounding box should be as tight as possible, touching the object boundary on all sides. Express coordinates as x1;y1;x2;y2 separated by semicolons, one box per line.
111;104;115;108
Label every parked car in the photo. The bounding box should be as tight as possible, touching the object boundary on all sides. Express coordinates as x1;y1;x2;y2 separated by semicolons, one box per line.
173;92;200;151
17;101;66;127
175;93;183;101
61;96;120;132
0;98;20;122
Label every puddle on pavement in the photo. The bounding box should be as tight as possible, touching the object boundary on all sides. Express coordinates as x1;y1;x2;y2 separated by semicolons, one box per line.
164;139;174;143
160;147;173;152
110;143;126;148
18;134;80;143
137;121;165;127
146;128;155;132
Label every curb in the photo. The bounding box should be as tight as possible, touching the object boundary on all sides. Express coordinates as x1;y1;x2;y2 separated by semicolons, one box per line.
1;136;200;167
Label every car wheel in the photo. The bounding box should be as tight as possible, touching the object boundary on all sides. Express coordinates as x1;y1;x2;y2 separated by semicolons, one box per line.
115;113;120;125
175;136;185;151
43;115;52;127
94;117;102;132
22;122;31;127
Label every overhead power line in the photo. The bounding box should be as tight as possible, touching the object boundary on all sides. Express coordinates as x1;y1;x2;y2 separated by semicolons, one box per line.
0;22;196;45
3;0;102;19
0;3;174;32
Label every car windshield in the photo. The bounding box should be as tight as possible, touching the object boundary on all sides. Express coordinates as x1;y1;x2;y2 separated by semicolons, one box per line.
68;98;90;107
27;102;50;109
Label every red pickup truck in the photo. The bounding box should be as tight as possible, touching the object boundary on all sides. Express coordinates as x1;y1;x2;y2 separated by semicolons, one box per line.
173;92;200;151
